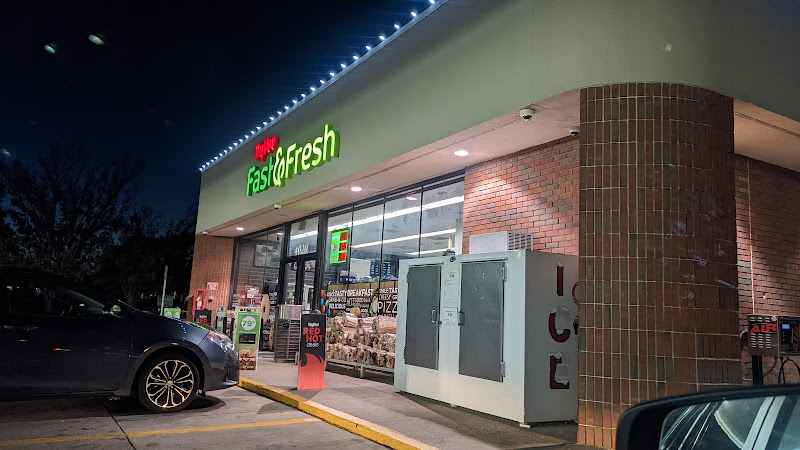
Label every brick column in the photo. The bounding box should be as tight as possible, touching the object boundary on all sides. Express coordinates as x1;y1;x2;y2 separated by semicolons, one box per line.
577;83;740;448
189;234;235;323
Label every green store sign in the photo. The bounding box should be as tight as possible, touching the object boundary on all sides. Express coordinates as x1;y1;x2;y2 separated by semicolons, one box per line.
162;307;181;319
246;124;340;196
329;229;349;264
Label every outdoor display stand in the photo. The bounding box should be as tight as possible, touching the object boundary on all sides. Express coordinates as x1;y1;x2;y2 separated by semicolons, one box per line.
234;307;261;370
394;250;578;425
273;305;302;363
297;312;326;389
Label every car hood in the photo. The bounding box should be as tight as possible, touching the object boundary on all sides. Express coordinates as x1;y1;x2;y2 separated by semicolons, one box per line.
129;309;210;348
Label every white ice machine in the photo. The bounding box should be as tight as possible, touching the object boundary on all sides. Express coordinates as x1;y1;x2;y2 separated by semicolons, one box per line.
394;250;578;425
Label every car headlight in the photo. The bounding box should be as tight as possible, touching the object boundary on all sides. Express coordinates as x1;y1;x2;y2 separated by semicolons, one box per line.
206;330;236;353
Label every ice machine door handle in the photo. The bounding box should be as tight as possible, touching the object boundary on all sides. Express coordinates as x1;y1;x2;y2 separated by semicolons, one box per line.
431;309;440;324
458;311;465;326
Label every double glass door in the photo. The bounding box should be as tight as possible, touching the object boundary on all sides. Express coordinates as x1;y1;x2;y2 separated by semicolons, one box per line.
283;256;316;309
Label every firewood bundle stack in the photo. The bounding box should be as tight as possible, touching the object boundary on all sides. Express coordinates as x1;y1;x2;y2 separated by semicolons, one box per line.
326;314;396;369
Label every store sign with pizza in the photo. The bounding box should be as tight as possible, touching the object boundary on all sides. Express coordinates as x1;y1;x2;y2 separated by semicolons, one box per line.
325;281;398;317
246;124;340;196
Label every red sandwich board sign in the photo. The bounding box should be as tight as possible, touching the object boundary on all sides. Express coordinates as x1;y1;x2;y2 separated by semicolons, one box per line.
297;312;326;390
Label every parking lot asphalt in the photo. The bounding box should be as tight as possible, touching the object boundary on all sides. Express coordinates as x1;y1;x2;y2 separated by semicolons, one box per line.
0;387;383;449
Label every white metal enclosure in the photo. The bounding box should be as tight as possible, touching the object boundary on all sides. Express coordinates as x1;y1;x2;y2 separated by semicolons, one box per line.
394;250;578;424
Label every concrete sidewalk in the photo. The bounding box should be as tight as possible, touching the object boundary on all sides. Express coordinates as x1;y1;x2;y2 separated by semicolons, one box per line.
240;352;596;450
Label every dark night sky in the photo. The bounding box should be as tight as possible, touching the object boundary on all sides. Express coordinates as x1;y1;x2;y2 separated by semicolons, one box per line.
0;0;429;222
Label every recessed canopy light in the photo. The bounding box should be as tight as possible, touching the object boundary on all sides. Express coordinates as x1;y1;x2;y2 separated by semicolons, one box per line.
269;116;275;120
329;71;335;77
88;34;104;46
353;55;359;60
263;121;267;125
284;106;289;110
310;86;316;91
379;35;385;41
44;43;57;54
366;45;372;50
236;227;244;231
454;150;470;157
411;11;417;17
406;196;418;201
301;94;306;98
341;63;346;68
394;24;400;29
292;99;297;104
350;186;363;192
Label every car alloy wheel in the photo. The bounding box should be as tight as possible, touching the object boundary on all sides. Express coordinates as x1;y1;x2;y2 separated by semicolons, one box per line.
138;354;199;413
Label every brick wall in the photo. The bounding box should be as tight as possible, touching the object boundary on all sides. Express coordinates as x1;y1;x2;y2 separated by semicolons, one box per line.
462;136;580;255
736;155;800;383
578;83;739;448
189;234;235;322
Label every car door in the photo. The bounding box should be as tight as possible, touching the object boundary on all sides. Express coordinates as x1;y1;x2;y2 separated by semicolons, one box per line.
0;271;133;396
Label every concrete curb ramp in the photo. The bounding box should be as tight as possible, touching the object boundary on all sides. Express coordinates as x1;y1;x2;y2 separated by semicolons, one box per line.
239;377;438;450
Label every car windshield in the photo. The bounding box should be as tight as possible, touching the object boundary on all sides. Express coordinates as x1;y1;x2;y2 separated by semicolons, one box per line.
660;395;800;449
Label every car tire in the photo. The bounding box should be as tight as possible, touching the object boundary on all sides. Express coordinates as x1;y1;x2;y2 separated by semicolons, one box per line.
136;353;200;413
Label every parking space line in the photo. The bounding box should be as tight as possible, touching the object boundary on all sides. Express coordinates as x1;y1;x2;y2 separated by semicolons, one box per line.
0;418;319;447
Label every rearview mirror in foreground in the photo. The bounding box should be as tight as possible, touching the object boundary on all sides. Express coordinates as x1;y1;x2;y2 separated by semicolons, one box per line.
616;384;800;450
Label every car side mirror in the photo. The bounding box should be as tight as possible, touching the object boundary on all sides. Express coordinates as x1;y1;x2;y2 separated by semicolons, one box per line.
103;304;123;318
616;384;800;449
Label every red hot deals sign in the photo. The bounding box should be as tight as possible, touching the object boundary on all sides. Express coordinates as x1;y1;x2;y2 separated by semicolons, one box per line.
246;124;340;196
297;313;326;390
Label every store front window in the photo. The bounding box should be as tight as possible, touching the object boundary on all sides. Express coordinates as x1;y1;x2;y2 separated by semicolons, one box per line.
288;216;318;256
230;176;463;319
231;229;283;310
419;181;463;257
322;178;464;318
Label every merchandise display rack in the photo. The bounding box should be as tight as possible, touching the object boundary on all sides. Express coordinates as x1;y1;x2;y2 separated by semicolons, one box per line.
273;318;301;362
326;358;394;378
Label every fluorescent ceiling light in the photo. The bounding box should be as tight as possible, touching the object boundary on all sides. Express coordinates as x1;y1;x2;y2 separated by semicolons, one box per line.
408;248;454;256
328;196;464;232
350;229;456;249
290;230;318;240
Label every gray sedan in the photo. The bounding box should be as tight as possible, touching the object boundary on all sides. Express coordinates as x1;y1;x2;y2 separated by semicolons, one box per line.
0;267;239;412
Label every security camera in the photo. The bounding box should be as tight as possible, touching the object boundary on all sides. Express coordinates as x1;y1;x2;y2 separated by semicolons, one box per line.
569;127;580;136
519;108;535;121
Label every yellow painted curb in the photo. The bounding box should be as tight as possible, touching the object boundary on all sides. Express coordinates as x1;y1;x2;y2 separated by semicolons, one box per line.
239;377;438;450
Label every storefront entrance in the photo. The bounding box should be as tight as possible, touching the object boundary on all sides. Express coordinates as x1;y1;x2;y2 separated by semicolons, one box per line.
282;256;317;309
